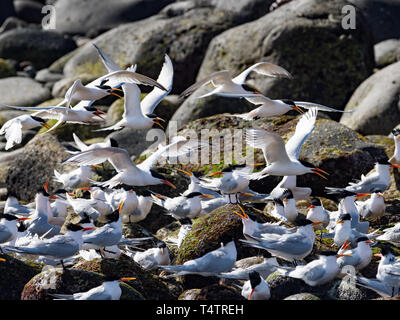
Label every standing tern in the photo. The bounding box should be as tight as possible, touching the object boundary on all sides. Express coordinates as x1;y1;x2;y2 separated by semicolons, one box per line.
337;237;373;271
160;237;237;278
306;198;330;230
326;160;399;194
389;128;400;165
0;214;31;246
5;223;96;268
375;246;400;296
0;114;50;150
276;251;350;286
218;252;279;280
281;189;298;223
125;241;170;270
124;190;153;223
356;190;386;221
4;191;34;217
376;223;400;247
269;175;312;201
62;137;191;188
240;219;323;264
241;271;271;300
245;108;329;179
66;193;101;221
179;62;292;100
49;275;136;300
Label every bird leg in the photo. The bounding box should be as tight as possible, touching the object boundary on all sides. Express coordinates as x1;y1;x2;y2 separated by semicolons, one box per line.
292;259;298;267
103;248;117;255
96;249;105;258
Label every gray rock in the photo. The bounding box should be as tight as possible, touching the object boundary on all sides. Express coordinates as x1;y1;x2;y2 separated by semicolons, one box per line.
62;3;273;94
332;278;380;300
196;0;374;118
374;39;400;68
35;68;64;83
0;16;30;34
284;293;320;300
178;284;244;300
5;134;72;202
0;0;15;25
0;28;77;69
348;0;400;44
340;61;400;135
53;0;174;37
14;0;44;24
0;77;51;106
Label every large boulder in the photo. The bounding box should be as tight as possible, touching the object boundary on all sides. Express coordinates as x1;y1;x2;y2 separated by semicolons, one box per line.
0;0;15;26
53;0;174;37
0;58;16;78
374;39;400;68
340;61;400;136
196;0;374;118
13;0;44;24
178;284;244;300
0;253;42;300
0;77;51;106
5;134;72;202
348;0;400;44
21;267;144;300
62;2;273;94
175;114;388;196
0;29;77;69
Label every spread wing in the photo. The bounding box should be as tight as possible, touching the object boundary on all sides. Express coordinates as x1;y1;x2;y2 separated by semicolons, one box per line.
232;62;293;85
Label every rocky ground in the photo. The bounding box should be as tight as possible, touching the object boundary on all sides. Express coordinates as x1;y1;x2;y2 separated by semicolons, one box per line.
1;0;400;301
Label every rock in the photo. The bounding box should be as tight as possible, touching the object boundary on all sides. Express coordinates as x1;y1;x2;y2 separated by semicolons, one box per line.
72;256;179;299
374;39;400;68
0;58;16;78
0;77;51;106
332;278;380;300
234;255;266;269
51;74;97;98
0;0;15;26
62;3;272;94
174;203;274;289
21;267;144;300
0;16;31;34
169;86;255;129
0;253;42;300
0;29;77;69
340;61;400;135
348;0;400;44
53;0;174;37
14;0;44;24
175;114;388;197
5;134;72;202
35;68;63;83
178;284;244;300
197;0;374;118
266;271;333;300
284;293;321;300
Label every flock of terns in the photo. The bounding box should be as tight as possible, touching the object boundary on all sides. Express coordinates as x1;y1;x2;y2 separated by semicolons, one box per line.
0;43;399;300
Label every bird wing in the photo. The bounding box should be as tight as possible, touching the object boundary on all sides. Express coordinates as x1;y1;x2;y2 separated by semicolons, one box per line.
72;133;88;151
137;136;187;171
292;262;327;283
4;118;22;150
102;70;167;91
285;107;318;160
232;62;293;85
63;147;135;173
141;54;174;115
246;128;291;165
122;83;143;120
65;80;81;109
294;101;354;113
80;286;113;300
244;95;276;106
93;43;122;73
179;70;231;99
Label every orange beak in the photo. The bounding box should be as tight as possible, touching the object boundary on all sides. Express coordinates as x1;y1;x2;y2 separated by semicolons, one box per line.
239;193;254;197
91;165;102;169
41;122;51;130
341;238;351;251
391;164;400;168
292;105;304;114
200;194;215;198
374;253;383;258
312;221;324;226
248;288;255;300
0;258;5;262
44;179;49;192
337;253;352;258
77;187;91;191
93;111;106;120
207;171;223;177
118;200;125;213
83;227;97;232
177;169;193;177
233;205;248;219
119;277;136;282
153;120;164;129
18;217;31;221
307;205;315;210
311;168;329;180
355;193;371;200
162;180;176;189
49;195;58;199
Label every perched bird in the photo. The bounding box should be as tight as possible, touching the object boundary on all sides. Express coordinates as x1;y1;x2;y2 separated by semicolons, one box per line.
375;246;400;297
276;251;350;286
175;218;193;248
5;223;96;268
151;191;214;220
356;190;386;221
281;189;298;223
50;189;73;220
326;160;399;194
110;188;139;223
389;128;400;165
306;198;330;230
179;62;292;100
54;165;100;190
246;108;329;180
125;241;170;270
49;275;136;300
0;214;31;246
218;252;279;280
3;192;33;217
0;114;50;150
268;199;288;223
126;190;154;223
269;175;311;202
241;271;271;300
240;219;323;264
337;237;373;271
376;223;400;247
159;237;237;277
66;194;101;221
62;137;190;189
